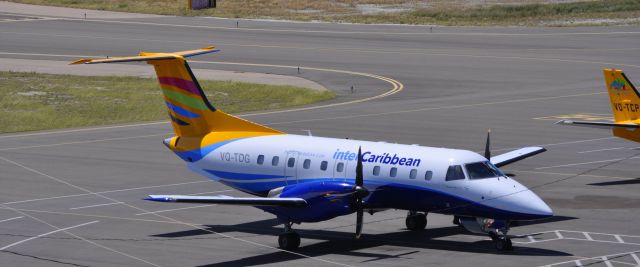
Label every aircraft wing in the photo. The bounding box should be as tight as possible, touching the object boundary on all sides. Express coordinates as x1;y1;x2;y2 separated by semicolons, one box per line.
556;120;640;129
490;147;547;167
145;195;307;208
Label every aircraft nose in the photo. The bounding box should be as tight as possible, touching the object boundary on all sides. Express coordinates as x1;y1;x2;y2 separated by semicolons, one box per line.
510;190;553;219
484;185;553;220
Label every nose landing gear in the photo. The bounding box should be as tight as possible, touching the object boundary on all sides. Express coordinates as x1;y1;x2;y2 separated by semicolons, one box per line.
489;230;513;251
457;216;513;251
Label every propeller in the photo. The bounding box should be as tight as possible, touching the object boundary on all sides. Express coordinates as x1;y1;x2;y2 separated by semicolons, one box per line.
484;129;491;160
353;146;369;239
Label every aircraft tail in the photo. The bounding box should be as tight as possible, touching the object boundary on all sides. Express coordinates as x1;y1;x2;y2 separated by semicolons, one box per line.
604;69;640;124
603;69;640;142
71;46;283;138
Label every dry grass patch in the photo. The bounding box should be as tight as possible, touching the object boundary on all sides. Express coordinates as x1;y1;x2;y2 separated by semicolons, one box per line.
7;0;640;26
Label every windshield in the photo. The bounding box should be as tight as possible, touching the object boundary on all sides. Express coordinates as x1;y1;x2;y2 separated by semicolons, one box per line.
465;161;505;180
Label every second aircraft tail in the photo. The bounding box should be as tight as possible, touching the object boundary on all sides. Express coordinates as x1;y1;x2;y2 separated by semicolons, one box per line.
604;69;640;124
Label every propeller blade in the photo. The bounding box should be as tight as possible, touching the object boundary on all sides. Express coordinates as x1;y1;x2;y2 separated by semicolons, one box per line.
355;208;363;239
484;129;491;160
353;146;367;239
356;146;363;187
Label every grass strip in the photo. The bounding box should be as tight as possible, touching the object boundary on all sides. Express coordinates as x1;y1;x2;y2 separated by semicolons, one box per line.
7;0;640;26
0;71;334;133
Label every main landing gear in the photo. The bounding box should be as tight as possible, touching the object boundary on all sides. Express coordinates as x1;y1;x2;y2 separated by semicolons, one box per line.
278;222;300;250
405;211;427;231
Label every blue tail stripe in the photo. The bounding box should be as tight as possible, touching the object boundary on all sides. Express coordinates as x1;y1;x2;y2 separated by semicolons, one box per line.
166;101;201;118
175;138;244;162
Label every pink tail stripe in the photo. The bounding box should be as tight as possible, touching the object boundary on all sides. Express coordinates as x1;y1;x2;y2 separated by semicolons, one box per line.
159;77;201;96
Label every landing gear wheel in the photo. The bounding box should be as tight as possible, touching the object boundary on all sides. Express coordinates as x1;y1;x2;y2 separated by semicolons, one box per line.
405;213;427;231
278;232;300;250
494;237;513;251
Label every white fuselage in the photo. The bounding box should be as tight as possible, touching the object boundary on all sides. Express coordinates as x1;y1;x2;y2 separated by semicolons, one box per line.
187;134;552;220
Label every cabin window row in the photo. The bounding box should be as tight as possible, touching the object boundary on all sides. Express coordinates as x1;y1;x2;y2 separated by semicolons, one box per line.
257;155;331;171
256;154;433;180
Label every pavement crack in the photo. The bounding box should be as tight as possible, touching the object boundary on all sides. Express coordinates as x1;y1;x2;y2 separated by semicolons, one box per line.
1;250;91;267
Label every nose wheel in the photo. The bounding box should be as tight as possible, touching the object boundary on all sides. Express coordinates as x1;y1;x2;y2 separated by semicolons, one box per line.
405;211;427;231
489;231;513;251
278;222;300;250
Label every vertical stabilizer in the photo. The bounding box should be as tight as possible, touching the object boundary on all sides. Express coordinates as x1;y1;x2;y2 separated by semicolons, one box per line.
604;69;640;123
71;46;283;138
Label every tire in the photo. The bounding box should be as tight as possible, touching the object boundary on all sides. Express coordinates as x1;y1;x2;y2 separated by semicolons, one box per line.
495;239;506;251
278;232;300;250
406;213;427;231
494;238;513;251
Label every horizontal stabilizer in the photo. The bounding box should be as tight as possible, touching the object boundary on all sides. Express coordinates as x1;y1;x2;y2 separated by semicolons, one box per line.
491;147;546;167
70;46;219;65
556;120;639;129
145;195;307;208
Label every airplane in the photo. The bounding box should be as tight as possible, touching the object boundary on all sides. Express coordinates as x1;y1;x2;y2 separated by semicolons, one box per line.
557;69;640;143
72;46;553;251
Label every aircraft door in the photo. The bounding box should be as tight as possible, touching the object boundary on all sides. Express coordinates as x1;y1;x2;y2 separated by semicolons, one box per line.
284;151;299;185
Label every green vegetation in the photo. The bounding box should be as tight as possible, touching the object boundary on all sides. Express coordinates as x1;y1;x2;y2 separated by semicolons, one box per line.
7;0;640;26
0;71;334;133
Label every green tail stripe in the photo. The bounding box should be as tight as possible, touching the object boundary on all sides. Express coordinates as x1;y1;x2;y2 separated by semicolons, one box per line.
162;88;207;111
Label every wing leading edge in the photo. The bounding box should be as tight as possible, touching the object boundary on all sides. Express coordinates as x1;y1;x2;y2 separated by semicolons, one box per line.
145;195;308;208
490;147;547;167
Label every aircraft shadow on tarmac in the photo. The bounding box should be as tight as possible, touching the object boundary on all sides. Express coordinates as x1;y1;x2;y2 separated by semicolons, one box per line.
588;178;640;186
153;217;573;266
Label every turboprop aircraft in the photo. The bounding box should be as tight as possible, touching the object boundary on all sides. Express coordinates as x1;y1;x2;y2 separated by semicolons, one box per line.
557;69;640;142
72;46;552;251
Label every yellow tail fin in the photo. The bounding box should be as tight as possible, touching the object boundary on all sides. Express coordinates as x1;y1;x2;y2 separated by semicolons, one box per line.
604;69;640;124
71;46;283;138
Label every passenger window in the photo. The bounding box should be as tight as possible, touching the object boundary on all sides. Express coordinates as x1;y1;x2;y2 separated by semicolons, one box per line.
257;155;264;165
272;156;279;166
390;167;397;177
445;165;465;181
425;170;433;181
410;169;417;179
320;161;328;171
303;159;311;169
373;166;380;176
288;158;295;168
336;162;344;172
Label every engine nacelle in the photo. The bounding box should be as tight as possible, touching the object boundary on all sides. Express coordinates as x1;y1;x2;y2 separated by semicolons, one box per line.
260;181;356;223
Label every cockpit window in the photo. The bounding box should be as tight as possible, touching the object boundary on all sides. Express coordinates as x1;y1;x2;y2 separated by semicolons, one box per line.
445;165;465;181
465;161;505;180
